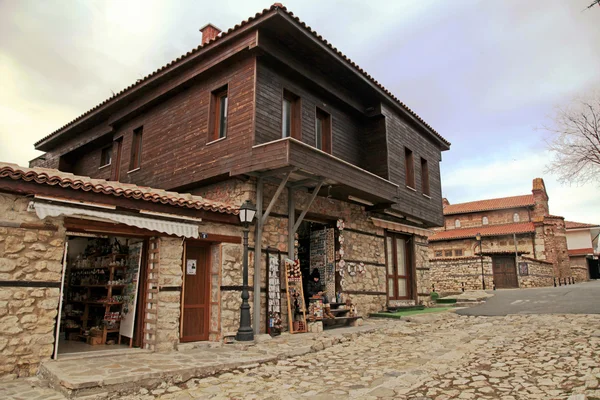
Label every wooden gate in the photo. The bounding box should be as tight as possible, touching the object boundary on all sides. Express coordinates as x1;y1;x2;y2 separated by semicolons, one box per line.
181;243;210;342
492;256;518;289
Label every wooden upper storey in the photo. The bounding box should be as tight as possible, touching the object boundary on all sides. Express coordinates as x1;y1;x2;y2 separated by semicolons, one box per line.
29;5;450;227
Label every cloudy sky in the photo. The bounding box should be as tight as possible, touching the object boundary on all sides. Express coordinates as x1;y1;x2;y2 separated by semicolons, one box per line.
0;0;599;223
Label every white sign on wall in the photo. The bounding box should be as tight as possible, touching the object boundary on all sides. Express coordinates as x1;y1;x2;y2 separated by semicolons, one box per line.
186;259;197;275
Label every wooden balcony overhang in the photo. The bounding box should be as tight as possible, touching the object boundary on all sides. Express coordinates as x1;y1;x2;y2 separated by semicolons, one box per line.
231;137;398;205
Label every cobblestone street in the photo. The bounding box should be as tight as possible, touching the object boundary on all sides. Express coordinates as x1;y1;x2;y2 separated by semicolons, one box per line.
139;312;600;400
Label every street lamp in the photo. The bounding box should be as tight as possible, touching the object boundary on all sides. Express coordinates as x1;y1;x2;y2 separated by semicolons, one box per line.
475;233;486;290
236;199;256;341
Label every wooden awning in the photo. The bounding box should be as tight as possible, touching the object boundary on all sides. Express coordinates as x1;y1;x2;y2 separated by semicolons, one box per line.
371;217;433;238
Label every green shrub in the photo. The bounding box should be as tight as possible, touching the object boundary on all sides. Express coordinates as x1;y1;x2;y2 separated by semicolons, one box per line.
430;291;440;301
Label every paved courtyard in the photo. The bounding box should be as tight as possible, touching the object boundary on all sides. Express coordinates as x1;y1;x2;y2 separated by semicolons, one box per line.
124;312;600;400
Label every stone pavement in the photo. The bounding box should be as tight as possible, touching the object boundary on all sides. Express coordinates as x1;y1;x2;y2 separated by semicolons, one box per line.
140;312;598;400
2;311;600;399
0;377;66;400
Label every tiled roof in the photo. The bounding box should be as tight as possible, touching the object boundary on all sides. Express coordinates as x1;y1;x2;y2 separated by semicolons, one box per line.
429;222;536;242
0;163;237;215
443;194;535;215
34;3;449;149
565;221;600;230
567;248;594;256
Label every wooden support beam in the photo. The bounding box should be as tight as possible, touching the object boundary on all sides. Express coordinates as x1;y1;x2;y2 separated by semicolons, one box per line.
288;186;295;260
293;181;324;234
261;171;291;226
253;177;264;335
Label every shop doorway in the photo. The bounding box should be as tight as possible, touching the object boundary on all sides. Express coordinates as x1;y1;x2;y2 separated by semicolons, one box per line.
589;257;600;280
296;220;338;304
492;256;518;288
181;242;211;342
55;234;146;356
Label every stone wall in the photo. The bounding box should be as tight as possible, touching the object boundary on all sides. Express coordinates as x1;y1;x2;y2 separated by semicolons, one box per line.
444;208;531;231
517;257;554;288
0;193;66;377
542;217;571;278
570;256;590;282
430;257;493;294
429;234;535;259
155;237;183;352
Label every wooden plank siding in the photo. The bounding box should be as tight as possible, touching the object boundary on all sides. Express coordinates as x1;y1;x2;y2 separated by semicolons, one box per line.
382;104;445;226
255;60;366;169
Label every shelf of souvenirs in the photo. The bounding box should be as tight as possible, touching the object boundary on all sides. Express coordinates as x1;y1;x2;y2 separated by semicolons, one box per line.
69;300;124;306
70;252;129;270
69;284;126;289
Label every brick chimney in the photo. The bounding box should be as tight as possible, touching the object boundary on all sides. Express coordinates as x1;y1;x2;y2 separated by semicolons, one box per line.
531;177;549;221
200;23;221;45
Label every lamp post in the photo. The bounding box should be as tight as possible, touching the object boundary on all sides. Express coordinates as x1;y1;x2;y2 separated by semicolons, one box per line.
475;233;486;290
236;200;256;342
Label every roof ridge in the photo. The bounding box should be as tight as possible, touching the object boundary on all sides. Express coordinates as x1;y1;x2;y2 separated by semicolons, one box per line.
34;3;449;148
447;193;533;207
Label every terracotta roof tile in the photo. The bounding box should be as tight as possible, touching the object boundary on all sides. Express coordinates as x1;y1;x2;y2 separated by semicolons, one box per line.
429;222;536;242
34;3;449;149
565;220;600;229
568;248;594;256
443;194;535;215
0;162;237;215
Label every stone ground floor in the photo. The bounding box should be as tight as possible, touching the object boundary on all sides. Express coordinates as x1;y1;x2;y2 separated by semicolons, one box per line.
2;311;599;399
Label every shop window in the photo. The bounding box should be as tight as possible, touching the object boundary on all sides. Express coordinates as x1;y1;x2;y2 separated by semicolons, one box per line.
482;216;489;225
129;126;143;171
209;85;228;141
420;157;430;196
386;234;412;300
315;108;331;153
513;213;520;222
282;90;301;139
444;250;453;257
434;250;443;257
454;249;463;256
455;219;461;228
100;146;112;168
405;148;415;188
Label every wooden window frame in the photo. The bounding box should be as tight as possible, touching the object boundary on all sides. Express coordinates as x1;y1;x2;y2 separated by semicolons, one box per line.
282;89;301;140
209;85;228;142
112;138;123;181
454;249;463;257
99;146;112;168
482;216;489;225
420;157;430;196
434;250;443;258
455;219;461;228
405;147;415;189
315;107;332;154
129;126;143;172
385;233;413;301
444;249;453;257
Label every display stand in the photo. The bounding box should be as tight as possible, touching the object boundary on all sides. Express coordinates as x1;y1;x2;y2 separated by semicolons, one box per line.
266;249;283;336
284;259;307;334
308;297;323;321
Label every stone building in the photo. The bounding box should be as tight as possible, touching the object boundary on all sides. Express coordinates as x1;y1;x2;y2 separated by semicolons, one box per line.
565;221;600;281
0;4;450;377
429;178;572;293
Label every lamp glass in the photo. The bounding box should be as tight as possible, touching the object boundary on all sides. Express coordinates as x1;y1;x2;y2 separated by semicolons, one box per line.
238;200;256;224
475;233;481;241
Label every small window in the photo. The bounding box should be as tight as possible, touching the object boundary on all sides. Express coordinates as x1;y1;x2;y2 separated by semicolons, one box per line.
444;250;453;257
482;216;489;225
100;146;112;167
420;157;429;195
434;250;443;257
454;249;463;256
455;219;461;228
315;108;331;153
210;86;228;141
282;90;301;139
405;148;415;188
513;213;520;222
112;138;123;180
129;126;143;171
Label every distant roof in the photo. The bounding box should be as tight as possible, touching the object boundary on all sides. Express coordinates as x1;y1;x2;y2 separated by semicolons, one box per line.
565;221;600;230
34;3;449;150
429;222;535;242
0;162;237;215
443;194;535;216
567;248;594;256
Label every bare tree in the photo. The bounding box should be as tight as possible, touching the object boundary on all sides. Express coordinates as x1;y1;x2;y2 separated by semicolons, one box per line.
544;92;600;185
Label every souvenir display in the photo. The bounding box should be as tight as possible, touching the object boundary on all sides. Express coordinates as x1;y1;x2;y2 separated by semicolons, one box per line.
284;259;307;333
266;251;283;336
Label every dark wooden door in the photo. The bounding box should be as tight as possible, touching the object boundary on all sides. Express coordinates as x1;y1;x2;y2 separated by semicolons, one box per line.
181;244;210;342
385;234;413;300
492;256;518;289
